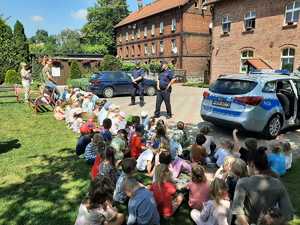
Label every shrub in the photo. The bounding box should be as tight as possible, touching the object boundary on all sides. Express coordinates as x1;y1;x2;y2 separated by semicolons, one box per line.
70;61;82;79
67;78;89;90
31;59;43;82
149;61;161;73
121;61;136;72
5;69;21;84
100;55;121;71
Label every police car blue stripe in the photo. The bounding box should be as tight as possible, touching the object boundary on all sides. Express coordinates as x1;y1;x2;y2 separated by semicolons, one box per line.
203;105;242;117
260;99;281;110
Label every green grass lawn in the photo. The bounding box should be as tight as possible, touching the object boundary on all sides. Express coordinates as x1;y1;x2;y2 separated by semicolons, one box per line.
0;100;300;225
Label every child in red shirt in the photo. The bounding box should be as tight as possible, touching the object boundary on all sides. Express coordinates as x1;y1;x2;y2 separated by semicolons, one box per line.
150;163;184;217
130;125;144;159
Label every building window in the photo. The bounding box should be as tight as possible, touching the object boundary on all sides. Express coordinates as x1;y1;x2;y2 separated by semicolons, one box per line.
144;26;147;37
171;18;176;31
159;40;164;54
126;46;129;57
151;24;155;36
240;50;254;73
222;16;231;33
195;0;199;8
137;28;141;39
285;1;300;24
144;44;148;55
126;32;129;41
151;42;156;55
171;39;178;54
281;48;295;72
119;34;122;43
132;46;135;56
159;22;164;34
131;30;135;40
137;45;141;56
244;11;256;31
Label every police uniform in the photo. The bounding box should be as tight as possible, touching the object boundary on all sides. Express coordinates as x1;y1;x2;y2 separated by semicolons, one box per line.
131;67;145;105
154;69;174;117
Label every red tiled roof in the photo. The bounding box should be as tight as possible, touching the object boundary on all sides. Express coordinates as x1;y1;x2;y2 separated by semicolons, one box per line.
115;0;190;28
244;58;273;69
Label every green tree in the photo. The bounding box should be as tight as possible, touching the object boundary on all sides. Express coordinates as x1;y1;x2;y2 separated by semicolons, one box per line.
70;61;82;79
0;18;16;82
29;30;58;55
31;58;43;82
121;61;135;71
31;29;49;44
81;44;108;55
5;69;21;84
100;55;122;71
82;0;129;54
57;29;82;54
14;20;30;65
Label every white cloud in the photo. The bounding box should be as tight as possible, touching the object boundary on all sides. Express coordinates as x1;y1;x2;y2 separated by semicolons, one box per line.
71;9;87;20
31;15;44;22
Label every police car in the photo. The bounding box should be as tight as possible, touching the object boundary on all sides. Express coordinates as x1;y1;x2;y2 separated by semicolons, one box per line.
201;70;300;138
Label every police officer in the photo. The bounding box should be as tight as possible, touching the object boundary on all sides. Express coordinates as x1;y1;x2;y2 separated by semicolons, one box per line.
130;61;145;107
154;61;176;119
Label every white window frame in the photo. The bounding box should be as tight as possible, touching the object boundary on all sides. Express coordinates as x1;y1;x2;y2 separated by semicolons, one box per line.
144;44;148;55
159;22;164;34
151;42;156;55
244;11;256;31
151;24;155;36
281;48;295;72
240;50;254;73
137;28;141;39
171;39;177;54
171;18;176;31
126;32;129;41
285;1;300;25
144;26;147;37
222;16;231;33
159;40;164;53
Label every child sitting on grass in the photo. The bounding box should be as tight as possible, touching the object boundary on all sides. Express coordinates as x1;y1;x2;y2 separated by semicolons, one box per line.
214;138;235;167
281;141;293;171
268;141;286;176
187;164;210;210
129;125;145;159
75;175;124;225
191;178;230;225
113;158;137;204
199;126;216;157
101;118;113;143
150;163;184;218
124;178;160;225
84;133;105;165
110;129;128;164
98;146;119;184
175;121;190;148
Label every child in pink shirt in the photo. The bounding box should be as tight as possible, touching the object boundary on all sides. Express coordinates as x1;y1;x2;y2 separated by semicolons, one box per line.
187;164;210;210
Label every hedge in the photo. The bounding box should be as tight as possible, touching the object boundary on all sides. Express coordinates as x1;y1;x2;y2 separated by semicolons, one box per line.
67;78;89;90
5;69;21;84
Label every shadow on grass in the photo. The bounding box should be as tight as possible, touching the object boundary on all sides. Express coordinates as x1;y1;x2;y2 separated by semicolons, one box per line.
0;139;21;154
0;148;90;225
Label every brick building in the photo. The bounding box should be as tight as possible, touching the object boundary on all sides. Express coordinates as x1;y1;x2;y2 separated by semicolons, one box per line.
207;0;300;82
115;0;211;79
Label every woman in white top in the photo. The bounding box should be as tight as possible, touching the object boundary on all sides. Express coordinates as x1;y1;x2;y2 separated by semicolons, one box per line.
20;62;32;102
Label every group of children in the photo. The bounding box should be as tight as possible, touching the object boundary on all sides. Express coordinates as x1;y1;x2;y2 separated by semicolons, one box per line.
50;87;294;225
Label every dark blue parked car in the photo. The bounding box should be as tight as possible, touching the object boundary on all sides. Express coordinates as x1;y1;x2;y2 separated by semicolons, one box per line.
88;71;157;98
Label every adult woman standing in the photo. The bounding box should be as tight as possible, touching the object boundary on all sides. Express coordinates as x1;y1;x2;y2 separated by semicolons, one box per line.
41;57;58;92
20;62;32;102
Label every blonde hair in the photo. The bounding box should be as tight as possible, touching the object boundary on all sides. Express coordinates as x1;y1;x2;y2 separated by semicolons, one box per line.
230;158;248;178
154;164;172;185
220;138;234;151
223;156;236;171
210;178;228;204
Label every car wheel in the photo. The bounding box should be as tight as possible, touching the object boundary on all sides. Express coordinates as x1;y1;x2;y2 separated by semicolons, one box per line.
264;115;282;139
103;87;114;98
146;86;156;96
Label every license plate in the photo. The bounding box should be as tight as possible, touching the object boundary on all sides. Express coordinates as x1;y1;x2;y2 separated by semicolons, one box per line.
212;100;231;108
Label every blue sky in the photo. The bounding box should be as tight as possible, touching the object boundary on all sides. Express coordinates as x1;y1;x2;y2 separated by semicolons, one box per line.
1;0;151;37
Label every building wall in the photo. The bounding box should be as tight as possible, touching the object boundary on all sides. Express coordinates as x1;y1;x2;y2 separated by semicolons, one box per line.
116;2;211;78
211;0;300;82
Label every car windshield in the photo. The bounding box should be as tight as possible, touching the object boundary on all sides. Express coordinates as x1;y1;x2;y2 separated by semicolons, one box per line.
90;73;102;80
209;79;257;95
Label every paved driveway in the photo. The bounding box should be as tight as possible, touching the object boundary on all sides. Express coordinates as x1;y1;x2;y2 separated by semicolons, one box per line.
108;84;300;157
